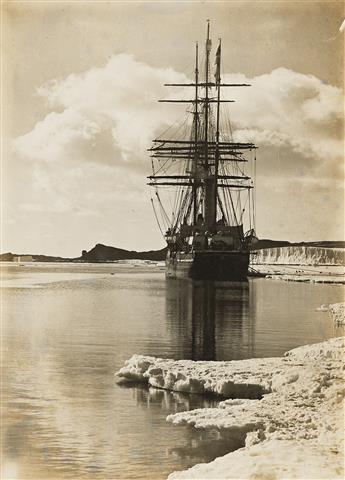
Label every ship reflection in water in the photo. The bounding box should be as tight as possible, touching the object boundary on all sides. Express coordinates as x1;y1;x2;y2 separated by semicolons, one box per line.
166;279;255;361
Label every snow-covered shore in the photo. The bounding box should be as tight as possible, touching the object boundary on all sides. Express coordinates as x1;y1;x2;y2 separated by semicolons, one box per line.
117;336;345;479
250;264;345;284
265;271;345;284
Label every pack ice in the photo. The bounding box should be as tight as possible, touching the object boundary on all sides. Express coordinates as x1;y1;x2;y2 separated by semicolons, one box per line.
116;336;344;479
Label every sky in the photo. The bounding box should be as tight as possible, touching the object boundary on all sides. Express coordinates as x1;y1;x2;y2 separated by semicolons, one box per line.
2;1;344;257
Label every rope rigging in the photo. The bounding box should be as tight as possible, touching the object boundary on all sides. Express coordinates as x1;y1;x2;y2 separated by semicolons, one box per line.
148;31;257;242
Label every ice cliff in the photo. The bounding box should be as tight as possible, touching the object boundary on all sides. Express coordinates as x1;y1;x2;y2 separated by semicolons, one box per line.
251;246;345;265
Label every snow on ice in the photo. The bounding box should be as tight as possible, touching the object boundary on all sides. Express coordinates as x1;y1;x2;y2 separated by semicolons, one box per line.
266;273;345;284
318;302;345;325
252;246;345;266
117;336;345;479
250;246;345;284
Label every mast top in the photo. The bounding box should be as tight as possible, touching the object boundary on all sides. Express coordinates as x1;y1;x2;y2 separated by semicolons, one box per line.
206;19;212;51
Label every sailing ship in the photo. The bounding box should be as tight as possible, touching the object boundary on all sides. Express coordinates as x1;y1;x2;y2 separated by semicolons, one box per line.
148;22;258;280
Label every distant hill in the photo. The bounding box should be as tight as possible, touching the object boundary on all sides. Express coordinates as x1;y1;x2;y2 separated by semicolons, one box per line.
0;244;168;263
80;243;167;262
0;252;72;262
1;240;344;263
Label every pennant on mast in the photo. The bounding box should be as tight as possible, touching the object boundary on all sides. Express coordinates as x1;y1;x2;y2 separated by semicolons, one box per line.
214;42;221;85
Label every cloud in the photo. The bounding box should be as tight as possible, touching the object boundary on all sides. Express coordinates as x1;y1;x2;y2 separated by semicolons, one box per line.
14;58;343;177
15;54;187;167
340;19;345;33
9;55;344;252
222;68;343;165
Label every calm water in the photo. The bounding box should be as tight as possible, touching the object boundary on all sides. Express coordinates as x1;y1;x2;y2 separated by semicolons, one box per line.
2;262;344;480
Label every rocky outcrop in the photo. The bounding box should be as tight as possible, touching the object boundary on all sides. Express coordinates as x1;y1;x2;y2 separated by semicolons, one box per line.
80;243;167;262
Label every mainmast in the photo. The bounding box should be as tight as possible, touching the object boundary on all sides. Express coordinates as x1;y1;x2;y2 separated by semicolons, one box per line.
214;38;221;225
193;42;199;224
204;21;216;227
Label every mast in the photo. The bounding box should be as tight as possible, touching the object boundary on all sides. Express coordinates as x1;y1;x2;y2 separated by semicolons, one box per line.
193;42;199;224
204;20;216;227
214;38;221;224
204;20;210;170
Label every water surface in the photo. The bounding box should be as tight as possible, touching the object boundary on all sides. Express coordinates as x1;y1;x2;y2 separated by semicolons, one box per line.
2;262;344;479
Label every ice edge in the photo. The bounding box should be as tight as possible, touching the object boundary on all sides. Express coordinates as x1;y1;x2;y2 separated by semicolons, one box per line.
116;335;345;479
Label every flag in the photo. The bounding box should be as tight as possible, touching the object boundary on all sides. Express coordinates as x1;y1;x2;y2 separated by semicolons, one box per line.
214;43;221;84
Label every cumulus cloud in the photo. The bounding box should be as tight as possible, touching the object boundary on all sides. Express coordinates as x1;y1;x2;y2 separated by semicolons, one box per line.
15;54;187;166
223;68;343;163
340;19;345;33
9;55;344;252
14;57;343;178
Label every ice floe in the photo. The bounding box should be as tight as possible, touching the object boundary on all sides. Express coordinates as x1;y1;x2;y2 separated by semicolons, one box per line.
266;273;345;284
249;262;345;284
330;303;345;324
117;336;345;479
116;355;275;398
318;302;345;325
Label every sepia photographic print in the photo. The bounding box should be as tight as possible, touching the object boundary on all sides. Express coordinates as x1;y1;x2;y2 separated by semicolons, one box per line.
1;1;344;479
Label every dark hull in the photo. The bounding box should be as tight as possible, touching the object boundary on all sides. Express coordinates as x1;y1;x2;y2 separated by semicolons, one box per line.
166;250;249;280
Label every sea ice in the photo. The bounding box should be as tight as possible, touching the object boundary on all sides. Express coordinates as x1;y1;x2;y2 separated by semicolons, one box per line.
266;273;345;284
318;302;345;324
117;336;345;479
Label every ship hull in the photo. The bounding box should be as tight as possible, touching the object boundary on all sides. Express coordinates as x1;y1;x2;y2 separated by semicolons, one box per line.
166;250;249;280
